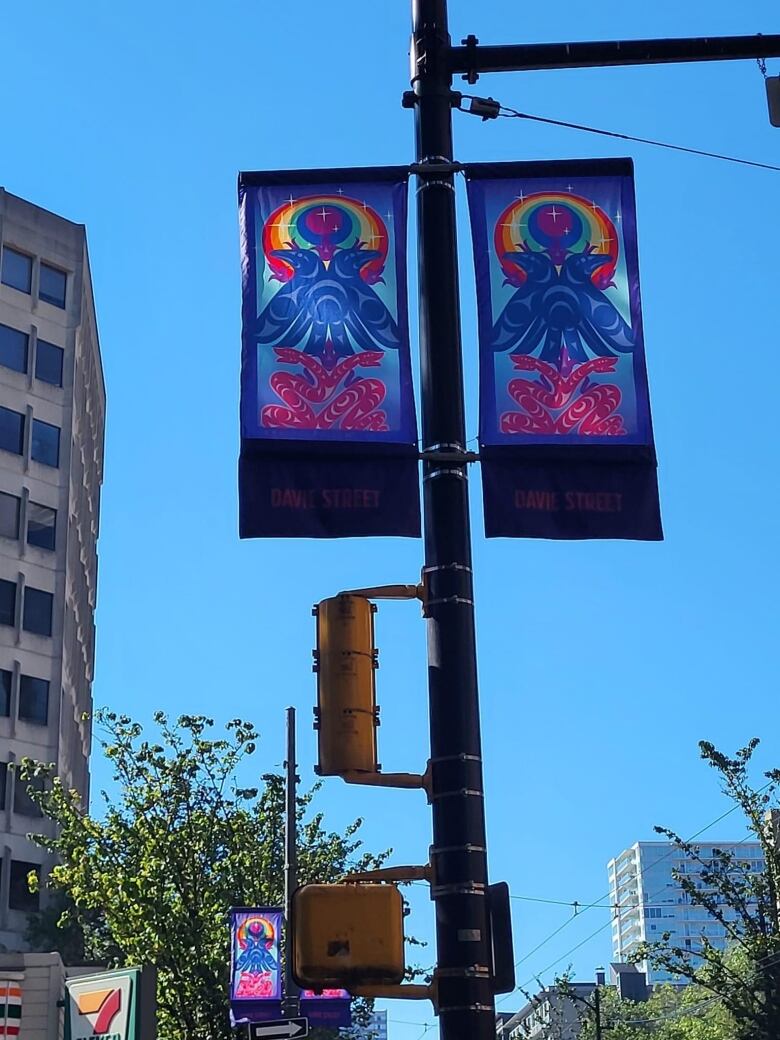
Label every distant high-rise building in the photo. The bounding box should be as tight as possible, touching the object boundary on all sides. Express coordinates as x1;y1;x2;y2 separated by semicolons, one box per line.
0;189;105;950
340;1010;388;1039
608;840;764;985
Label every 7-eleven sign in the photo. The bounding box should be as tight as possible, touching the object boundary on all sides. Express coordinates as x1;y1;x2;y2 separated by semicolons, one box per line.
65;969;148;1040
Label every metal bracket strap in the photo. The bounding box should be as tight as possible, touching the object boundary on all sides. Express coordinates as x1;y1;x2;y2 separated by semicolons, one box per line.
422;563;473;575
423;468;468;482
431;843;487;855
425;595;474;608
430;787;483;799
431;882;486;897
439;1005;495;1015
435;965;491;979
416;179;456;193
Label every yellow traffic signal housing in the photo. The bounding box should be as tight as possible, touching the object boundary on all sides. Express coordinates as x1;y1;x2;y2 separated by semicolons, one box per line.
291;883;405;988
313;595;379;776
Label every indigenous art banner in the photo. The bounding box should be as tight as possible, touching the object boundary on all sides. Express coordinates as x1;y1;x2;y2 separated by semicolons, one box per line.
466;158;662;540
229;908;283;1005
239;167;420;538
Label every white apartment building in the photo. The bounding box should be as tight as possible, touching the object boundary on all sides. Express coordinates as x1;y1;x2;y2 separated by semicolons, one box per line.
0;189;104;950
608;840;764;985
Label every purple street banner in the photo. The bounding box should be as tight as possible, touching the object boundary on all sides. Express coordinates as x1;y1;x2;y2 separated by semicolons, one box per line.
229;908;283;1008
239;167;420;538
466;158;662;541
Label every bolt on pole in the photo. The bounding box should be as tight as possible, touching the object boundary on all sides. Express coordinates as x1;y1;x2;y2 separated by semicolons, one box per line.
410;1;496;1037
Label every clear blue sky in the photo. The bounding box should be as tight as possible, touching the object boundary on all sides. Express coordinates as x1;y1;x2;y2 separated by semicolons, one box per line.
3;2;779;1036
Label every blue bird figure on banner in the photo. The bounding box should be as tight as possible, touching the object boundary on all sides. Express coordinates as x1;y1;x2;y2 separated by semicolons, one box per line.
491;243;635;365
557;247;635;360
235;932;278;975
255;244;399;362
491;247;557;355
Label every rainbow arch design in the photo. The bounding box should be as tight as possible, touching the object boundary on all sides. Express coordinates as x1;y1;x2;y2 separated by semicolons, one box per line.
495;191;619;289
263;194;389;285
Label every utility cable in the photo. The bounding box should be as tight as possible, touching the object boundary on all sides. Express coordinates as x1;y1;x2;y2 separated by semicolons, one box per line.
459;95;780;172
497;788;774;1006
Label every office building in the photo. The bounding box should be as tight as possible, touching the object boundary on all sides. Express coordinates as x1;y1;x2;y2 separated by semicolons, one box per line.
0;189;105;950
608;840;764;985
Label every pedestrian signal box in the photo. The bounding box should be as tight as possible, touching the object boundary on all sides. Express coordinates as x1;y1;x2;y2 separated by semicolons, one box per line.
768;76;780;127
313;595;379;776
292;883;405;988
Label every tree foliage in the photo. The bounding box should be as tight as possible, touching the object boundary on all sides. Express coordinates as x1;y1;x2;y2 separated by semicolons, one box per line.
632;739;780;1040
576;983;733;1040
22;711;386;1040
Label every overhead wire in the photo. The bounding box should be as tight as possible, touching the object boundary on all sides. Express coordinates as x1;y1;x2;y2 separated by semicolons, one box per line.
458;95;780;172
496;785;775;1005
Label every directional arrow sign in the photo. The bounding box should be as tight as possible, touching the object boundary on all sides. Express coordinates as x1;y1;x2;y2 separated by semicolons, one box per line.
248;1019;308;1040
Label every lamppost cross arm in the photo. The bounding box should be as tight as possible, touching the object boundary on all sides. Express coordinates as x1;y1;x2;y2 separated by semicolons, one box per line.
449;33;780;77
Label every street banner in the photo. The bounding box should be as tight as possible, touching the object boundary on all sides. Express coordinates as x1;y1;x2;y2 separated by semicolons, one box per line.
239;167;420;538
230;909;283;1006
466;158;662;540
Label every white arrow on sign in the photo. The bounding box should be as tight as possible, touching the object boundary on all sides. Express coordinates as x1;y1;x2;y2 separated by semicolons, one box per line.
250;1018;308;1040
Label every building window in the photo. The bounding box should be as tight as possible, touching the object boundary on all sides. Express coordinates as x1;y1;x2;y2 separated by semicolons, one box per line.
0;324;28;374
0;406;25;456
34;339;64;387
19;674;49;723
0;579;16;627
0;669;11;715
13;775;43;817
1;247;32;295
26;502;56;551
22;587;53;637
39;263;67;308
0;491;21;540
9;860;40;912
31;419;60;467
0;763;6;808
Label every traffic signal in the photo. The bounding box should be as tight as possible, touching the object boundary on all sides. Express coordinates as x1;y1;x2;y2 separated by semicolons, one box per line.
291;883;405;988
313;595;379;776
768;76;780;126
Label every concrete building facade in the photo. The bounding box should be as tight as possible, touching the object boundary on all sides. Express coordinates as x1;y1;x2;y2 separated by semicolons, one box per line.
608;840;765;985
0;189;104;951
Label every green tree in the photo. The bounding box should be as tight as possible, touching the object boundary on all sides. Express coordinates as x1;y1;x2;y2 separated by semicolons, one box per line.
21;711;385;1040
634;739;780;1040
574;982;733;1040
